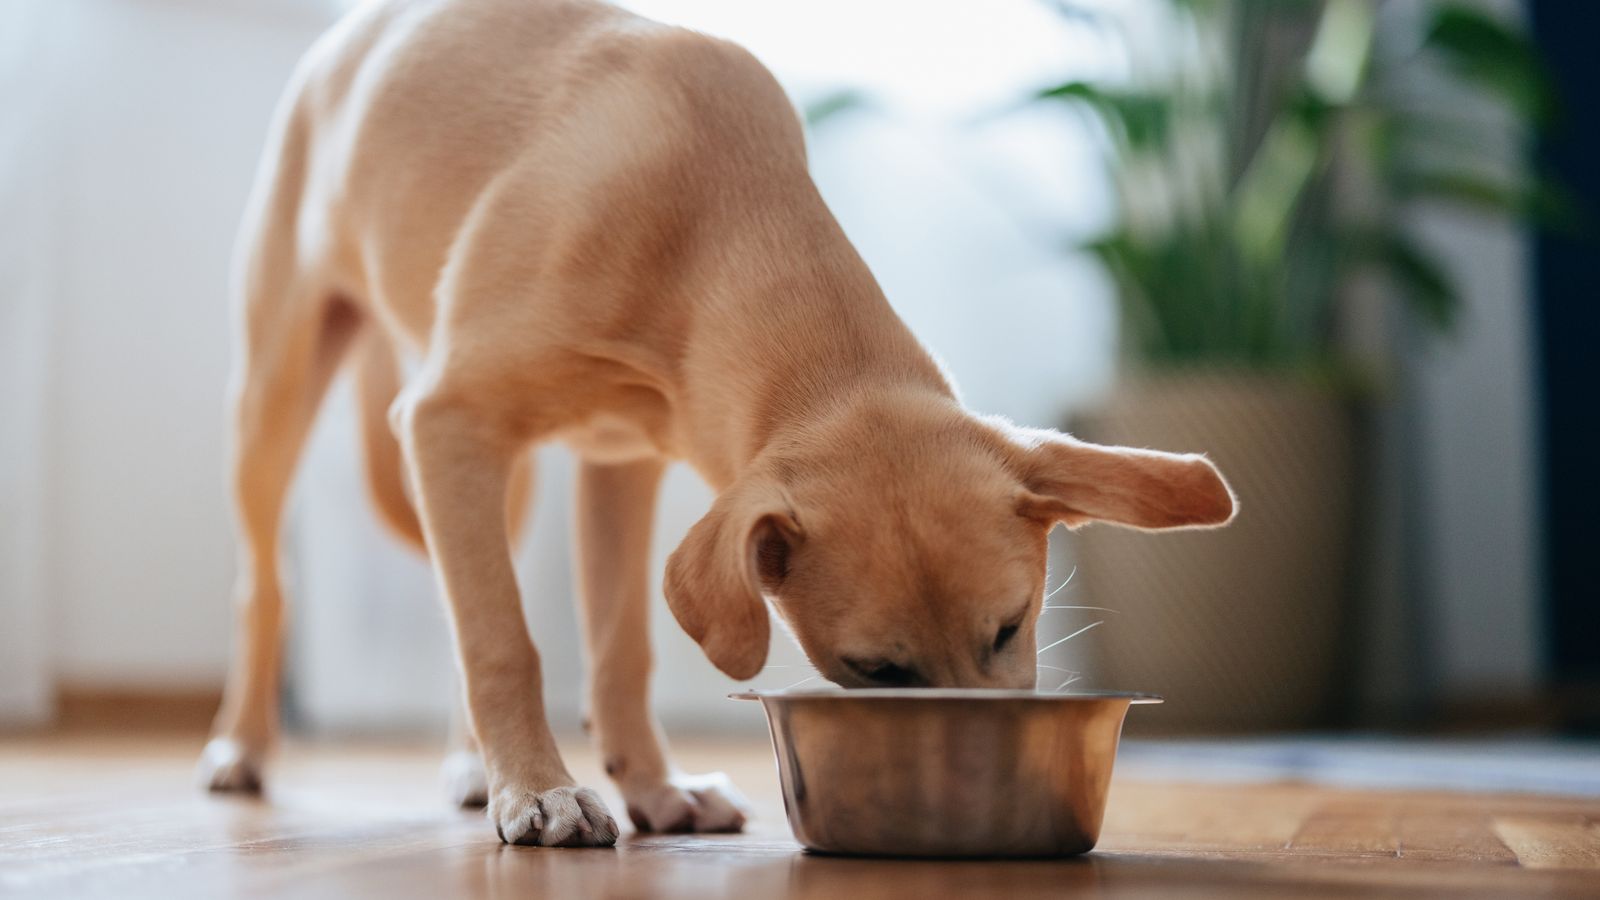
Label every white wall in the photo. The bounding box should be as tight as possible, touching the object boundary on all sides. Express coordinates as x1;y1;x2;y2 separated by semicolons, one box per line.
1405;0;1542;706
0;0;338;704
1411;177;1541;702
0;0;64;725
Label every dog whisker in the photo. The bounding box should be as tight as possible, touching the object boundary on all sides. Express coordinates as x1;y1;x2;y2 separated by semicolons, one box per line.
1036;620;1103;656
1036;663;1079;675
1053;674;1083;692
1042;566;1078;602
778;674;822;692
1041;605;1118;613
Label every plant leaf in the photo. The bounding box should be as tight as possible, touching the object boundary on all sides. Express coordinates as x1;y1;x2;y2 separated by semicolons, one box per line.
1034;81;1174;149
803;89;874;128
1231;104;1323;271
1423;4;1558;128
1304;0;1376;104
1343;226;1458;331
1393;166;1583;232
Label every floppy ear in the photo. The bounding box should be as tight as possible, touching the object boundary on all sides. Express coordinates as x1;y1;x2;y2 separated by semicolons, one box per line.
663;476;801;680
1009;428;1236;530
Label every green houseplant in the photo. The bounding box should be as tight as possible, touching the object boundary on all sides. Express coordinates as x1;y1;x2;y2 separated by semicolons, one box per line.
1033;0;1558;730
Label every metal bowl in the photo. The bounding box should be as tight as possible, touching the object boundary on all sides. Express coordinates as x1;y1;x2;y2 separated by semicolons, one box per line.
732;689;1160;858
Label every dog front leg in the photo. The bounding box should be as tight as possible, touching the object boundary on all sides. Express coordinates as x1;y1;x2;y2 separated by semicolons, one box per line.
439;449;534;809
575;459;749;833
401;392;617;847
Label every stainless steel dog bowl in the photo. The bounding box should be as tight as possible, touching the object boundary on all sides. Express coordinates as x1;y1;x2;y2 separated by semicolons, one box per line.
732;689;1159;858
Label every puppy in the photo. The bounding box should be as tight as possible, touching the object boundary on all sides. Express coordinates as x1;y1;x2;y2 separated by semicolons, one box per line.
199;0;1235;847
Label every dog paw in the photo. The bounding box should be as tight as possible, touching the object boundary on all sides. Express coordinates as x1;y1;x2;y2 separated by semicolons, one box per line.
442;750;489;809
490;784;619;847
625;772;749;833
198;737;264;794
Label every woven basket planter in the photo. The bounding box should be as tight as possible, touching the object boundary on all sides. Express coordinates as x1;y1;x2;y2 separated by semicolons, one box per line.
1074;373;1355;733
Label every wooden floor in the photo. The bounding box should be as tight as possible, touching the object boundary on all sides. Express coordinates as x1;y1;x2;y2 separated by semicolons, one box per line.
2;730;1597;898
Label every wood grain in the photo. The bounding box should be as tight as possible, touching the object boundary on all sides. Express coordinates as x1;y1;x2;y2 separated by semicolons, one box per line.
1;731;1596;898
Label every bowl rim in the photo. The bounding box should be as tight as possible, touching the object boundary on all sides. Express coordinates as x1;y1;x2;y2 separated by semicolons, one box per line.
729;688;1162;703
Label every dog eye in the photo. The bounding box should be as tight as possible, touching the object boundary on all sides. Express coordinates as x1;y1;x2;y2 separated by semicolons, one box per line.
993;624;1020;653
846;658;921;686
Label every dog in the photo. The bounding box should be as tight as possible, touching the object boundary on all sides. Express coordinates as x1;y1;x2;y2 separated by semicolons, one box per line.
198;0;1235;847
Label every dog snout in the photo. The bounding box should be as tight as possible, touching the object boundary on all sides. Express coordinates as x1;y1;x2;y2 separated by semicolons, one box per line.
841;657;926;688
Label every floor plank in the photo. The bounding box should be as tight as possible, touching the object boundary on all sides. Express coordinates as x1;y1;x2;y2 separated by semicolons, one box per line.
1287;799;1401;857
1;731;1598;898
1395;812;1517;864
1493;816;1600;869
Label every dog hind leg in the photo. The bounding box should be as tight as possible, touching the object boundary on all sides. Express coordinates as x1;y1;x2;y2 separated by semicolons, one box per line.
353;328;428;555
200;293;362;793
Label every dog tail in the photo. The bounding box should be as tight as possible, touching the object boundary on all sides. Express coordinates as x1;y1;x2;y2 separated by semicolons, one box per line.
352;326;427;554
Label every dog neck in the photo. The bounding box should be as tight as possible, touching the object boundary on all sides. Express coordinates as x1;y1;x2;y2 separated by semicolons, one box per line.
679;213;955;486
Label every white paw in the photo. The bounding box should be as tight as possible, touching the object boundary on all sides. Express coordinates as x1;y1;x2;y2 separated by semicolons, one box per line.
198;737;264;794
490;784;619;847
441;750;489;809
625;772;749;834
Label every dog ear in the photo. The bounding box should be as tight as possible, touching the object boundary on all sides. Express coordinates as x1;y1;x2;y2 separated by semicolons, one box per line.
1007;427;1236;531
664;476;801;680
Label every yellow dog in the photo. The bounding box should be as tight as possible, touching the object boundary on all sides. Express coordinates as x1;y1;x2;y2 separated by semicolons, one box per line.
200;0;1235;847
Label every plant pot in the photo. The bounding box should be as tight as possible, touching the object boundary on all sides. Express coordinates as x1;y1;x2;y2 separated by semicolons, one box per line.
1072;372;1355;733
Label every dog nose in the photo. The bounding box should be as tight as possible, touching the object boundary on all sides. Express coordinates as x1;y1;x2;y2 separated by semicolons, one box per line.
842;658;925;687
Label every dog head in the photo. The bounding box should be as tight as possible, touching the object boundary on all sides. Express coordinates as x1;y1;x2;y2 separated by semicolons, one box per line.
663;391;1235;688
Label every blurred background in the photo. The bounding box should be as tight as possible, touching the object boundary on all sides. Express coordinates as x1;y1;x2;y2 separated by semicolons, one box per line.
1;0;1595;767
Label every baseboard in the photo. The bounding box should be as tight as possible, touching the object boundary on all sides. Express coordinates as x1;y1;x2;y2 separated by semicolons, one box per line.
1426;692;1567;734
51;685;222;734
1553;680;1600;735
